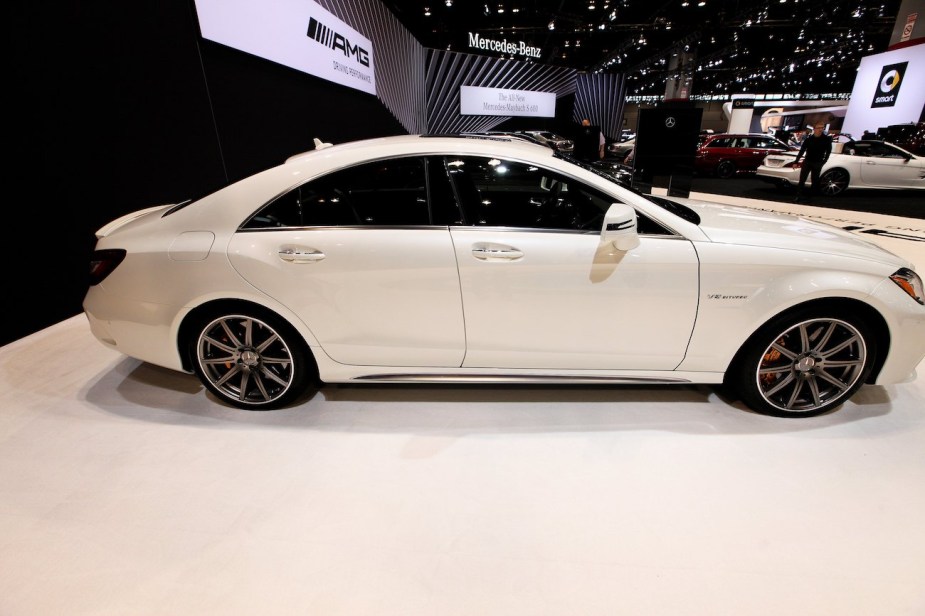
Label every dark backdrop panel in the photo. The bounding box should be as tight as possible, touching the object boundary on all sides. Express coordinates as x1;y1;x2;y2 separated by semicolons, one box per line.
632;106;703;196
8;1;224;348
199;41;405;182
6;0;408;346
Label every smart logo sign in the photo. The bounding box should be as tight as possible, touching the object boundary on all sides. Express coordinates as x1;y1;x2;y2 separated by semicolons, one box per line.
195;0;376;95
871;62;907;108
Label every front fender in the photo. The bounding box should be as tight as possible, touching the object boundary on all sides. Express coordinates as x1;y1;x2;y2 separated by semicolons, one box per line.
678;243;893;373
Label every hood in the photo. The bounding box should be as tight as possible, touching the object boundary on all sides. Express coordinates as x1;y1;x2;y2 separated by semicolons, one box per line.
672;198;909;268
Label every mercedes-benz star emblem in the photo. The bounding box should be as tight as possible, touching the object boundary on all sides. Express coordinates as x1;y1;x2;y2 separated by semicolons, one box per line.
665;116;676;128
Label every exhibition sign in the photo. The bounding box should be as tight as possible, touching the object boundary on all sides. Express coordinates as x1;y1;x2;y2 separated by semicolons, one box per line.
842;44;924;140
467;32;542;59
195;0;376;95
459;86;556;117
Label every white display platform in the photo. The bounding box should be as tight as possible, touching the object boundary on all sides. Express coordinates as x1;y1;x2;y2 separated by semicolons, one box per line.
1;194;923;615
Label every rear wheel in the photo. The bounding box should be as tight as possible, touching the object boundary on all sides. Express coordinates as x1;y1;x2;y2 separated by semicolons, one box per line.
716;160;737;178
819;168;849;195
189;309;315;409
731;308;875;417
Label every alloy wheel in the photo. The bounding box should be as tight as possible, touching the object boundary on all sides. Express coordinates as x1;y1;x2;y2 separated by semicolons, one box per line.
820;169;849;195
716;160;736;178
755;318;866;413
196;314;296;406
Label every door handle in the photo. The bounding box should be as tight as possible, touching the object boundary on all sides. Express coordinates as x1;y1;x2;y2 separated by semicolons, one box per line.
471;243;524;260
278;248;325;263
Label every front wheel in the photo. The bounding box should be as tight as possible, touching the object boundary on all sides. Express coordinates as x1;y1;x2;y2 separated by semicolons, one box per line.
819;168;849;196
716;160;737;178
731;310;875;417
189;309;315;409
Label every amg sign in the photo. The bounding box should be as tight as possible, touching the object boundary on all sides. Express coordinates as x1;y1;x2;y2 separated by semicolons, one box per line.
195;0;376;95
307;16;370;67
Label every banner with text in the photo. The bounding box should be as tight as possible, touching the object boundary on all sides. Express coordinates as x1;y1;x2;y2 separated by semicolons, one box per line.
459;86;556;117
195;0;376;95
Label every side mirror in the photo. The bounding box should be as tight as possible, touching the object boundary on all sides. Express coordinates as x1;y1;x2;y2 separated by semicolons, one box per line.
601;202;640;251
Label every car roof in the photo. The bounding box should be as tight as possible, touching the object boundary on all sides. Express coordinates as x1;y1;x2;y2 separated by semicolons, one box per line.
166;133;710;245
285;133;553;164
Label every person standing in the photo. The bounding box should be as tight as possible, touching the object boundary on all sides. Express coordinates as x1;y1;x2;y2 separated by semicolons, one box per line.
576;118;605;161
793;123;832;202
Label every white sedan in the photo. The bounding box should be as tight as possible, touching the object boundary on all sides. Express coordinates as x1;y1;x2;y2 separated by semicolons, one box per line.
756;139;925;195
606;137;635;159
84;135;925;417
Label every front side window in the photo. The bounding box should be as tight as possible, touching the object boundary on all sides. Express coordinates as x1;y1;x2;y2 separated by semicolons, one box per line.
445;156;608;231
753;137;784;149
867;143;907;158
443;155;672;235
242;157;430;229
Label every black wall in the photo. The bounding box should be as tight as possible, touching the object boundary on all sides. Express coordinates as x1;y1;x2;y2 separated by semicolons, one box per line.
7;1;406;347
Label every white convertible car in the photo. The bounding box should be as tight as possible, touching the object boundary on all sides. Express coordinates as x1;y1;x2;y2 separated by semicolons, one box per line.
756;139;925;195
84;135;925;417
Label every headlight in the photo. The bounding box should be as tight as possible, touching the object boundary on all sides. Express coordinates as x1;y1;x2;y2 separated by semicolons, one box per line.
890;268;925;305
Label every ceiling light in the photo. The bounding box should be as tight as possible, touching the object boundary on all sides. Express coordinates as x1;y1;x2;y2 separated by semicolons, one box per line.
548;20;556;30
424;6;431;15
445;0;452;5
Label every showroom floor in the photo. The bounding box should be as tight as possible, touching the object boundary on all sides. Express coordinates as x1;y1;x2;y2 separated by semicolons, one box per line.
1;192;924;615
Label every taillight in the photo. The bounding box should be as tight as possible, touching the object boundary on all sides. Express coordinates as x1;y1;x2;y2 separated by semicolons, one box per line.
89;249;126;286
784;160;803;169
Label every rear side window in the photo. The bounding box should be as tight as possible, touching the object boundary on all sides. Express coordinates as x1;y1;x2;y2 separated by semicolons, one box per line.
706;138;732;148
243;157;432;228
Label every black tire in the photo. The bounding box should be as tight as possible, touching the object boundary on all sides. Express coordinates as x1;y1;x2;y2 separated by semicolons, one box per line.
730;308;875;417
716;160;736;179
819;168;849;196
189;308;316;410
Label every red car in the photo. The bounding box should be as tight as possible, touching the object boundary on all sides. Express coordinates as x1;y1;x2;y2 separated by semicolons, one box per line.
695;133;795;178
